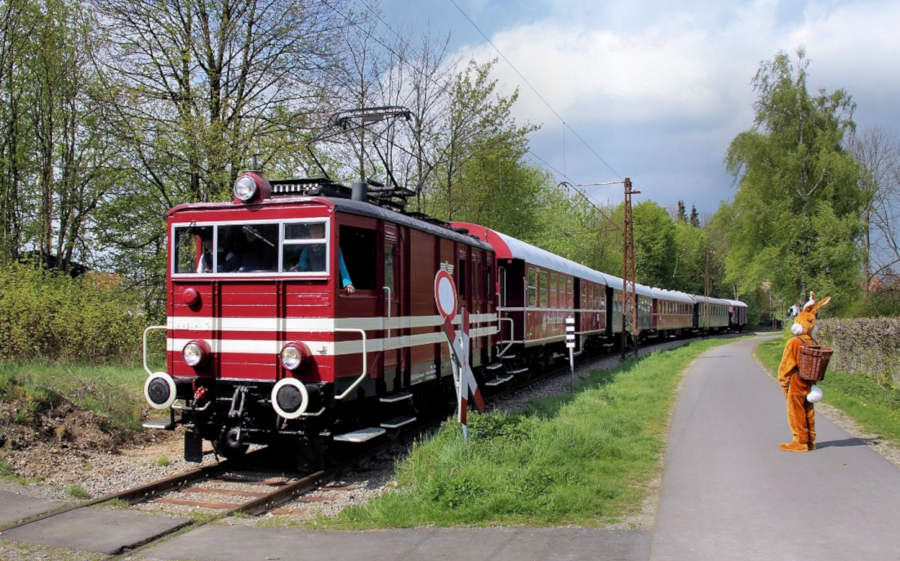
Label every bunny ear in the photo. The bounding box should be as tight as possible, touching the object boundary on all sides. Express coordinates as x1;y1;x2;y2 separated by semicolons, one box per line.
811;296;831;314
802;292;817;313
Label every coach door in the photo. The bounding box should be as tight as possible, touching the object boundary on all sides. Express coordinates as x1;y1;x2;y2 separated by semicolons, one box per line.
382;223;403;392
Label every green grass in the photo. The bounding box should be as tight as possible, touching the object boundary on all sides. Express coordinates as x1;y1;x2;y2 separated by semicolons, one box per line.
156;456;172;467
756;337;900;445
0;360;147;431
311;337;739;529
66;484;90;499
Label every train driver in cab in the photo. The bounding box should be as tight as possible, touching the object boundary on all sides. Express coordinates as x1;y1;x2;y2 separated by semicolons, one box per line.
295;222;355;293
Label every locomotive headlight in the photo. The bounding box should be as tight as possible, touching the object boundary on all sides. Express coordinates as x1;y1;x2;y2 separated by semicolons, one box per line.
232;171;271;203
279;342;309;371
144;372;177;409
280;345;301;370
233;175;258;202
182;340;209;367
271;377;309;419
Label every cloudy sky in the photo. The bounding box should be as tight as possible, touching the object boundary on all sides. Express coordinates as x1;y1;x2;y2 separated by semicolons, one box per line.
377;0;900;217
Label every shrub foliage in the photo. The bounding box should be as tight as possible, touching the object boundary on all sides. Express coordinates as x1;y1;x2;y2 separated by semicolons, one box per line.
0;263;145;363
817;318;900;387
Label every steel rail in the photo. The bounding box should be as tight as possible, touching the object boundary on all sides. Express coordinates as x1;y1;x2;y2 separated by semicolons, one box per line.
0;455;236;533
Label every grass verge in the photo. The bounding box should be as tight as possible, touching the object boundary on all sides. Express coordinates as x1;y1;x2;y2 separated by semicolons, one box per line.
755;336;900;446
312;337;739;529
0;361;147;431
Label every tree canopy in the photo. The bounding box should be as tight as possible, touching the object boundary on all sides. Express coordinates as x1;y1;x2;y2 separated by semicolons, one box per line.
722;50;864;311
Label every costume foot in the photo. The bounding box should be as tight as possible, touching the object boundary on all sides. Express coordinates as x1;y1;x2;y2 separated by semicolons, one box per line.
779;441;809;452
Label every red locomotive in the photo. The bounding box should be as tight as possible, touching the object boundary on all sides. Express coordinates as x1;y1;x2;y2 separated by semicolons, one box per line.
142;171;747;464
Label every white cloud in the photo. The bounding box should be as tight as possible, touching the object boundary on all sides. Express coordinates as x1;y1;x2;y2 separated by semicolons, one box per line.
452;0;898;133
444;0;900;210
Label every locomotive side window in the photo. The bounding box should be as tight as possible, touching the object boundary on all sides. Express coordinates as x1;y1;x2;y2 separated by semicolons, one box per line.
384;246;394;291
339;225;376;290
173;226;213;274
217;223;278;273
457;259;466;297
283;221;328;273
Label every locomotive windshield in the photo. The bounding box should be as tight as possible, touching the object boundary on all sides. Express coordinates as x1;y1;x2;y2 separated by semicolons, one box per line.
171;220;331;276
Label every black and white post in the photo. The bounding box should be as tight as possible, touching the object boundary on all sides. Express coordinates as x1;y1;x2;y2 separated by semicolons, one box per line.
565;316;576;392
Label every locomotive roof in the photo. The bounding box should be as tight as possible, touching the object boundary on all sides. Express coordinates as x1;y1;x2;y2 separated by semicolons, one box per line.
167;196;493;251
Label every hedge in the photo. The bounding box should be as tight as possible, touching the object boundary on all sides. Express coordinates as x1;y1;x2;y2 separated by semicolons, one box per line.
0;262;146;363
817;318;900;388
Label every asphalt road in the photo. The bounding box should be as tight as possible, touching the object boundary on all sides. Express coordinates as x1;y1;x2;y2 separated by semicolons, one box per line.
649;336;900;561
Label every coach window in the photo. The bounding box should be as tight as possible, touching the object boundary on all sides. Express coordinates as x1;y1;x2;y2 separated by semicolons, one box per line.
216;223;277;273
548;273;555;307
339;226;376;290
539;271;549;308
173;225;213;274
457;258;466;297
527;268;537;307
283;221;328;273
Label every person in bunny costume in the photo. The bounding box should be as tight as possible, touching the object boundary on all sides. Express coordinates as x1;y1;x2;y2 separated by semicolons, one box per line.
777;291;831;452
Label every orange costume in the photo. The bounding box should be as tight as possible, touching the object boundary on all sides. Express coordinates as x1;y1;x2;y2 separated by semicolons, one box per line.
777;292;830;452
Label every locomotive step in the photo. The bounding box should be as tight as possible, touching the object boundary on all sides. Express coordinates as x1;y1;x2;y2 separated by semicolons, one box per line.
379;392;413;404
499;354;518;360
485;362;503;371
484;374;514;387
142;419;175;430
333;427;387;443
506;366;529;375
380;416;417;429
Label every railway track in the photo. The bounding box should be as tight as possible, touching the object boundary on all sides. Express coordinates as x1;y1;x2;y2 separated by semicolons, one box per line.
2;449;325;557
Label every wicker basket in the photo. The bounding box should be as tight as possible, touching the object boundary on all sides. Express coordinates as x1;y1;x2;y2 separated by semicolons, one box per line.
798;340;834;382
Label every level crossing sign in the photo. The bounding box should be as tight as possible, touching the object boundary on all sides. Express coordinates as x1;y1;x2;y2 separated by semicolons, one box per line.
434;270;484;439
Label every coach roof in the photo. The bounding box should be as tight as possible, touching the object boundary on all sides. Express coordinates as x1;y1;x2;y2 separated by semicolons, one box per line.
452;222;609;286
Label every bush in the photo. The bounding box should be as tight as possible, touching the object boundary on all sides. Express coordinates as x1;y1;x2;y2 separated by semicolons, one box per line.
817;318;900;388
856;290;900;318
0;262;146;363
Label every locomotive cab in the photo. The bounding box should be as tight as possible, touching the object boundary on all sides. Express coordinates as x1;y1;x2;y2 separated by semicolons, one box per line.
144;172;498;464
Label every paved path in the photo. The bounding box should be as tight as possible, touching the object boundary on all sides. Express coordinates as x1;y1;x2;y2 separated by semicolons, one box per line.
650;336;900;561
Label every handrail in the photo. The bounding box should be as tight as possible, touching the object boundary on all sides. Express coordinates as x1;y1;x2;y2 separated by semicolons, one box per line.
333;327;368;400
382;286;391;339
497;316;515;357
142;325;167;376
